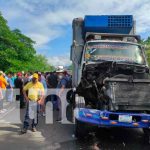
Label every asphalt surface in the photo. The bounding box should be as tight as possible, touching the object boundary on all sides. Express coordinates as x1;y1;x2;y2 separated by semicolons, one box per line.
0;102;150;150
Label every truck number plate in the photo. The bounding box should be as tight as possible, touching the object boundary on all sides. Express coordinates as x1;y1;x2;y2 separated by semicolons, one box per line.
119;115;132;123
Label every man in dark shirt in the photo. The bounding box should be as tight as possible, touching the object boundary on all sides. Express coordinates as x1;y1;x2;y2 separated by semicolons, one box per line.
23;73;30;86
46;71;58;88
14;72;25;108
45;72;58;109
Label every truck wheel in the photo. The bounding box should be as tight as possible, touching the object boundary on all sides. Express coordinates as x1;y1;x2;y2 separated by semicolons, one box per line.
143;128;150;144
75;119;88;139
66;90;74;104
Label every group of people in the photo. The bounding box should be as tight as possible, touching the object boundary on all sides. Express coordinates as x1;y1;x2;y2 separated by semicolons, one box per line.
0;68;72;133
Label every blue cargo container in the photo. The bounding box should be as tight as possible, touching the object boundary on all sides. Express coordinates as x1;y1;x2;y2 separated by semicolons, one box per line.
84;15;133;34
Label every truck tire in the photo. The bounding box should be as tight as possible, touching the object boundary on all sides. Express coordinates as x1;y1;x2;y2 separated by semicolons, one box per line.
143;128;150;144
66;90;74;104
75;119;88;139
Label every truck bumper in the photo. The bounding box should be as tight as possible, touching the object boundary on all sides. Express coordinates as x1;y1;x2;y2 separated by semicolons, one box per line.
75;108;150;128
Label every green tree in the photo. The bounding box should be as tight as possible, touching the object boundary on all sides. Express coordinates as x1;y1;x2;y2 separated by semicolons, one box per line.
27;54;54;72
142;37;150;65
0;12;54;72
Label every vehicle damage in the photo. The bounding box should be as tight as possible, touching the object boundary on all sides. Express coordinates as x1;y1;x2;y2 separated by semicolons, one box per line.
71;15;150;141
77;58;150;112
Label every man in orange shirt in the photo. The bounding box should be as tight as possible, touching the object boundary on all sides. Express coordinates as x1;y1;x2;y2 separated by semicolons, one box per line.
0;71;7;89
0;71;8;113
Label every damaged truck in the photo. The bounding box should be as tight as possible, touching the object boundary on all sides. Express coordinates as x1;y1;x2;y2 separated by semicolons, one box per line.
69;15;150;141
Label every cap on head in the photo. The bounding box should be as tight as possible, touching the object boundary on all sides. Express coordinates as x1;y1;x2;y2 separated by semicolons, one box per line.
56;69;65;73
56;66;65;73
17;72;22;77
33;73;38;79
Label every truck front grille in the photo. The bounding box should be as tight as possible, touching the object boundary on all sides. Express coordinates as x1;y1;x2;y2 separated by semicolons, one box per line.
107;80;150;106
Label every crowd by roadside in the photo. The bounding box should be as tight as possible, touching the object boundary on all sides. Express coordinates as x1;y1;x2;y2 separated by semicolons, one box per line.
0;68;72;133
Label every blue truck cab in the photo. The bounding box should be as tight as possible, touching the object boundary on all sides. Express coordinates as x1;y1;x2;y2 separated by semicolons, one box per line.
70;15;150;142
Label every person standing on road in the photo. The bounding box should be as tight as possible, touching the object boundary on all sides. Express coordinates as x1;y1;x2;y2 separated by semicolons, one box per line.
14;73;25;108
0;71;8;90
11;73;17;87
46;71;58;89
23;73;30;85
6;72;14;103
56;70;68;121
0;71;8;114
46;71;58;110
21;73;44;134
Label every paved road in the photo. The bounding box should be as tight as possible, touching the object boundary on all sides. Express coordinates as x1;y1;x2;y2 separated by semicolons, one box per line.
0;102;150;150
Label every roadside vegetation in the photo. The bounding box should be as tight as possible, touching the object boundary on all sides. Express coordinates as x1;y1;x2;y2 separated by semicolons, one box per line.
0;12;54;73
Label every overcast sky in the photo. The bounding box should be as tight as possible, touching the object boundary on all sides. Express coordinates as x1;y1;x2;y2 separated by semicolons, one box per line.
0;0;150;66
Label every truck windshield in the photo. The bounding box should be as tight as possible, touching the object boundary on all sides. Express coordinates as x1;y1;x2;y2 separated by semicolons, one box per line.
85;42;145;64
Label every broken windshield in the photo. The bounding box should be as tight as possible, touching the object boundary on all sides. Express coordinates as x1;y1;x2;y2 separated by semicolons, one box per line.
85;42;145;64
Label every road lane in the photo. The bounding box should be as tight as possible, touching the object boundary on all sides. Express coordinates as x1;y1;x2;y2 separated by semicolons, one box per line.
0;107;150;150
